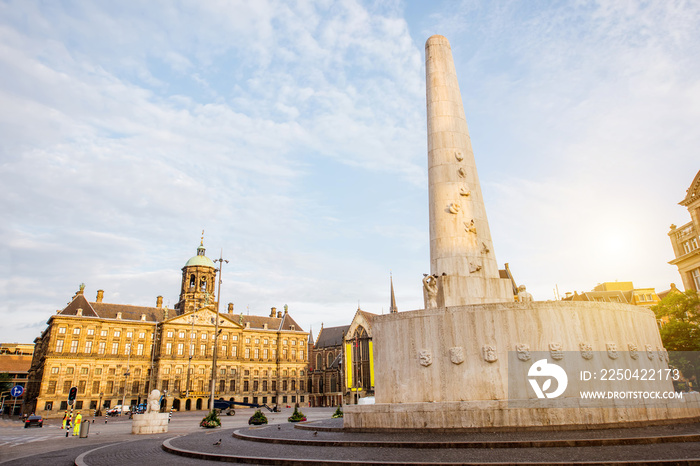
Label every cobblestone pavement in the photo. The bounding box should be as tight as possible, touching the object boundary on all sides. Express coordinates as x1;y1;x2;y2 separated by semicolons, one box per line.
5;411;700;465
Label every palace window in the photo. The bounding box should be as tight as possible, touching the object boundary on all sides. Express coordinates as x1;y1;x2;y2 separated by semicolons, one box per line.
47;381;56;394
253;380;259;391
98;342;105;354
108;368;115;375
272;380;277;391
222;334;228;341
55;340;64;352
262;380;268;391
51;367;59;374
92;381;100;393
167;331;173;338
243;380;249;391
232;346;237;357
114;331;120;337
283;380;288;391
126;331;133;338
87;328;94;336
63;381;71;394
230;380;235;391
200;344;206;356
300;380;305;391
177;343;184;356
299;351;304;360
95;368;102;375
291;350;296;359
125;343;131;355
78;380;86;393
58;327;66;334
291;340;295;345
101;330;107;337
106;381;114;393
73;327;81;335
84;341;93;353
137;343;144;355
163;367;170;375
244;348;250;358
692;268;700;291
220;368;226;376
263;338;268;345
254;348;259;359
165;343;172;355
232;335;238;341
139;332;145;339
255;338;259;344
219;379;225;392
291;380;296;391
263;349;268;359
179;331;185;338
81;367;89;375
221;345;227;356
202;333;207;340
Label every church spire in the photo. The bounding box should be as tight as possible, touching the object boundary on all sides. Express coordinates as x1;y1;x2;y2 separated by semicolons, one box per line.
389;273;398;314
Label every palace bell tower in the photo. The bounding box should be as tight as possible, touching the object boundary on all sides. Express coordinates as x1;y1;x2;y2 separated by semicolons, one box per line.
175;238;217;315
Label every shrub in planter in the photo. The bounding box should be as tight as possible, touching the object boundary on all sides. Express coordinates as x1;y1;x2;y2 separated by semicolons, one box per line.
248;409;268;425
332;406;343;418
287;406;306;422
200;410;221;428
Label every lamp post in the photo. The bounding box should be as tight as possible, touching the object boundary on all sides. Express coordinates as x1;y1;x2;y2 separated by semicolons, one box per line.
209;250;228;412
122;338;132;409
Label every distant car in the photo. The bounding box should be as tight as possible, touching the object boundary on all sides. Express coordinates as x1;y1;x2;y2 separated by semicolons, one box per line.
24;415;43;428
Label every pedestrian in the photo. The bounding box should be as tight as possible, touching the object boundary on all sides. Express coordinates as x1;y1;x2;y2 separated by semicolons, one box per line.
73;412;82;436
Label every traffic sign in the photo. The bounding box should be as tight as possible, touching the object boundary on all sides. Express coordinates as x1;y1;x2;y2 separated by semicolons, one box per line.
10;385;24;397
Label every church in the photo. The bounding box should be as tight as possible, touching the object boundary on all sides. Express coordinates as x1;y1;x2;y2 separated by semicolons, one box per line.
24;241;310;418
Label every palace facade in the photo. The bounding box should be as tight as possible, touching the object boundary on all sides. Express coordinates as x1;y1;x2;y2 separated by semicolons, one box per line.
669;169;700;292
24;241;310;418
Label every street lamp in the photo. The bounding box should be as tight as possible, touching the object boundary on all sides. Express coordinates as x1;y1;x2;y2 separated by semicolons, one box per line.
122;338;132;409
209;250;228;412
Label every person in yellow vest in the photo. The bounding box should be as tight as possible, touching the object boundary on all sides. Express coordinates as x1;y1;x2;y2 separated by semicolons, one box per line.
61;412;68;429
73;412;82;436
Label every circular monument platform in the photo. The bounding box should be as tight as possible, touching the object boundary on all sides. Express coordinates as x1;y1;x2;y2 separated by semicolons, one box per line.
149;419;700;465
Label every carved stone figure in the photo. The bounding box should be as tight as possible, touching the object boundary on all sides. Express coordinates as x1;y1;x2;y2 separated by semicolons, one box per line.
481;243;490;254
449;347;465;365
422;274;438;309
459;186;471;197
549;342;563;360
606;342;618;360
448;203;461;214
464;220;477;234
517;285;533;303
516;344;531;361
147;389;161;413
419;349;433;367
455;150;463;161
458;167;466;178
469;262;482;273
646;344;655;360
482;345;498;363
628;343;639;360
579;343;593;360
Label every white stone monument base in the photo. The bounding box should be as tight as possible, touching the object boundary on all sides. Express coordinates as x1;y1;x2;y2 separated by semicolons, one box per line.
132;412;169;434
347;301;700;430
344;395;700;431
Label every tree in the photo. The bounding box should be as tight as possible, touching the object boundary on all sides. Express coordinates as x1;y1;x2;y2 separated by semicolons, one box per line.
0;373;12;394
652;290;700;386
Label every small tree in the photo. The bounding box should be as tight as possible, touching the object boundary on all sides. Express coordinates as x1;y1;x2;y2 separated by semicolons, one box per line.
653;290;700;385
332;406;343;418
249;409;268;424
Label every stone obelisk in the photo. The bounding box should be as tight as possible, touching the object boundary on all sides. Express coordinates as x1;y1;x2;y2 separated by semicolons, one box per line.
426;35;513;306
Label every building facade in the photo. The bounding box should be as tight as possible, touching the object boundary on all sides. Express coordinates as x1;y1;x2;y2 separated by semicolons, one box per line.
0;343;34;415
343;309;375;404
669;170;700;292
24;242;310;418
562;281;661;307
309;324;348;407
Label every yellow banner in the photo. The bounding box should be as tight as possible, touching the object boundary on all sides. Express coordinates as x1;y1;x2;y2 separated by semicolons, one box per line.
369;340;374;388
345;342;353;389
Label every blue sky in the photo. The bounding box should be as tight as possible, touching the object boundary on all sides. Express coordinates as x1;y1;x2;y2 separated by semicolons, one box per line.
1;0;698;343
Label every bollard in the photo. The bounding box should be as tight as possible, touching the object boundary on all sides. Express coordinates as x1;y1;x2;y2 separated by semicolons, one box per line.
79;419;89;438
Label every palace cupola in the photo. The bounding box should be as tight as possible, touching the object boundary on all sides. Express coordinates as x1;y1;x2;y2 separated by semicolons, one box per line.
175;237;217;315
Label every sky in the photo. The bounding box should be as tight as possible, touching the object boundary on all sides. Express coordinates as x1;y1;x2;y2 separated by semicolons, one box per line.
1;0;699;344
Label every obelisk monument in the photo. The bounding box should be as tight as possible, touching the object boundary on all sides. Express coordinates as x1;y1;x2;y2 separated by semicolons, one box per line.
425;35;513;306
